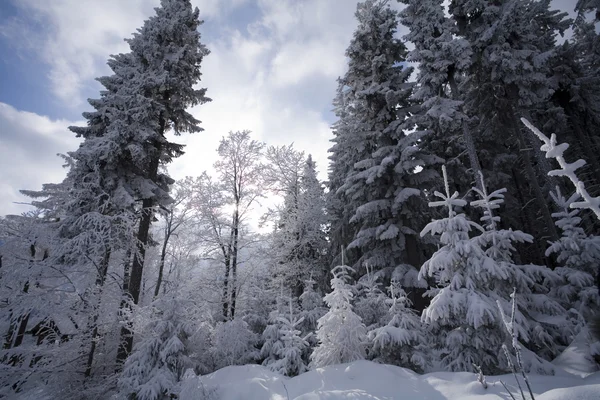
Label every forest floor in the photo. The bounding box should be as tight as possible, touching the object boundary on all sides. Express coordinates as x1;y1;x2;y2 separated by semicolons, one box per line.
180;330;600;399
181;359;600;400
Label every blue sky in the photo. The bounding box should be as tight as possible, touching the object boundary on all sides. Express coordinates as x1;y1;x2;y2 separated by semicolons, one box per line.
0;0;579;216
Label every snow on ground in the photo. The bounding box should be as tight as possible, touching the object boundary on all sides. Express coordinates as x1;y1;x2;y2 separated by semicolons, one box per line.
181;360;600;400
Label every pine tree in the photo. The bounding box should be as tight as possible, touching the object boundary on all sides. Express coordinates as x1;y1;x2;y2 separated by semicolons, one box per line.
272;155;328;296
311;265;367;368
119;296;193;400
399;0;483;193
448;0;571;248
368;281;431;373
471;173;570;364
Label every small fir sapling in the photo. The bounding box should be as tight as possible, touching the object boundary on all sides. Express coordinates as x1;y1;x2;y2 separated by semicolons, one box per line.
546;187;600;320
118;296;193;400
311;265;367;368
264;298;309;377
354;266;390;330
368;281;431;372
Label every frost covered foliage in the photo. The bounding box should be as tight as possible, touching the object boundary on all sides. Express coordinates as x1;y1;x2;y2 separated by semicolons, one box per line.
311;265;367;368
212;319;259;370
261;308;309;377
546;188;600;318
420;167;564;374
118;297;193;400
298;279;326;354
368;282;430;373
354;270;390;330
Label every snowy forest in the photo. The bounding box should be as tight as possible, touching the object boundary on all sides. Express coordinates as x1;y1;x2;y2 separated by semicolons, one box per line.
1;0;600;399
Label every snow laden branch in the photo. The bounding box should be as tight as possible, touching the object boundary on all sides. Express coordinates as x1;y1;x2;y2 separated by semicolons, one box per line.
521;118;600;219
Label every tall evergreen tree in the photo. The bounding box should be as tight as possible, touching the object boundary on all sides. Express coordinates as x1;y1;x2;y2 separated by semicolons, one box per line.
114;0;210;363
330;0;441;292
448;0;571;249
272;155;328;296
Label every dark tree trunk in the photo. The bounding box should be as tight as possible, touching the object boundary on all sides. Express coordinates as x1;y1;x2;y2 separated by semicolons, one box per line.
85;248;111;378
154;221;171;298
447;71;484;191
116;134;163;363
116;249;133;369
229;207;240;319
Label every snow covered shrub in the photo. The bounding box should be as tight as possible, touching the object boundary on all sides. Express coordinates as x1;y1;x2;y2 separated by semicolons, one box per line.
261;309;309;377
211;318;259;370
354;268;390;330
311;265;367;368
298;279;326;338
368;281;431;372
118;297;194;400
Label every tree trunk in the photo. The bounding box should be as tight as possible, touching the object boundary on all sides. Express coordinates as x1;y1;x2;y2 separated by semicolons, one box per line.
448;69;484;191
116;135;163;362
115;249;133;369
84;248;111;377
229;208;240;319
221;256;231;319
154;218;171;298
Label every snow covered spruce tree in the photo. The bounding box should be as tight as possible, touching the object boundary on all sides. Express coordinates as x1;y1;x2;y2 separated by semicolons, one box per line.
118;296;193;400
298;279;326;358
270;154;328;297
419;167;566;374
311;265;367;368
448;0;571;247
113;0;210;363
470;173;570;365
261;298;309;377
353;268;389;330
399;0;483;194
546;188;600;320
329;1;440;305
368;281;431;373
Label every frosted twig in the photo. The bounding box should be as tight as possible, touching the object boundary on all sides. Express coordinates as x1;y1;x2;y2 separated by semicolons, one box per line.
521;118;600;220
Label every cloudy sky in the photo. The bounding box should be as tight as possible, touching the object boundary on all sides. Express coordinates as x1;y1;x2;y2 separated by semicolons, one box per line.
0;0;577;216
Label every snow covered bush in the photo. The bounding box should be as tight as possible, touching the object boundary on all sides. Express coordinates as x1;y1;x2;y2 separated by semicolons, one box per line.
354;269;390;330
261;310;309;377
311;265;367;368
212;318;259;370
118;297;194;400
368;281;431;372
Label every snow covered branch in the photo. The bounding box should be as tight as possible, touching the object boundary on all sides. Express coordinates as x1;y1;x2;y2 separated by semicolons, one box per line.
521;118;600;220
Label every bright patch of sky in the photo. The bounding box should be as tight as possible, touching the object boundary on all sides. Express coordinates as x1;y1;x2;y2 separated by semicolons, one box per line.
0;0;583;216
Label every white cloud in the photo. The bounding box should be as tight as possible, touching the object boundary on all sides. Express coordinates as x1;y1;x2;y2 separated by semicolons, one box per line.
0;103;81;215
0;0;387;218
